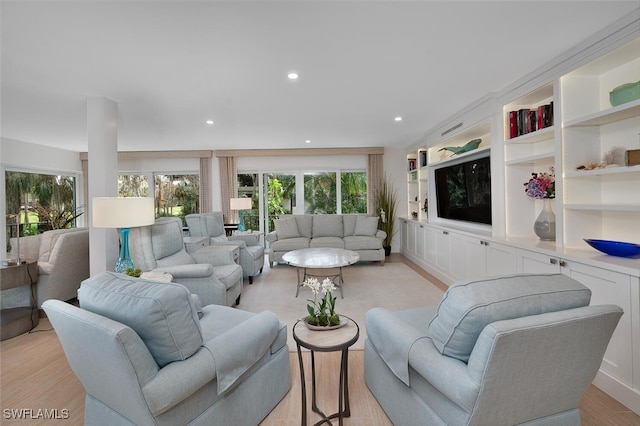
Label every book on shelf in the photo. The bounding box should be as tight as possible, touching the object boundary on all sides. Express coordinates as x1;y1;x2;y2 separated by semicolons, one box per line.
419;151;427;167
408;158;416;171
507;101;553;139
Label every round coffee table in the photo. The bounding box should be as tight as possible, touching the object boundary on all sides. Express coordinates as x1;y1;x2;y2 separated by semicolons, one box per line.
282;248;359;298
293;315;359;426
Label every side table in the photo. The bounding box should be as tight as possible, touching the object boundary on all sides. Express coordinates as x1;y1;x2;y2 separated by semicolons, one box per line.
0;260;39;341
293;315;359;426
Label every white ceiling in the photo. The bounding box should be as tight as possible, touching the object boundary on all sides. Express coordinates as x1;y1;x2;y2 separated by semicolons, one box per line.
1;1;638;153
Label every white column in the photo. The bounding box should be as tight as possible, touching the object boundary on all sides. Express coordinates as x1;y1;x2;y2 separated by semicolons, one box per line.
87;97;118;274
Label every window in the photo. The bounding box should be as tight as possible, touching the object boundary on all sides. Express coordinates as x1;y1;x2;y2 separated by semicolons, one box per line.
118;175;149;197
304;172;337;214
238;173;259;230
5;170;80;250
240;169;367;234
154;174;199;221
341;171;367;214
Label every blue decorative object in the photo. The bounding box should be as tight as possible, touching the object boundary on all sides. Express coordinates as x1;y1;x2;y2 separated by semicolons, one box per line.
115;227;134;273
584;239;640;258
437;138;482;155
238;210;246;232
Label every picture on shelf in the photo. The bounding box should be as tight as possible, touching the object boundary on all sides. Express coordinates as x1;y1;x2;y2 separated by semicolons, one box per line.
408;158;416;171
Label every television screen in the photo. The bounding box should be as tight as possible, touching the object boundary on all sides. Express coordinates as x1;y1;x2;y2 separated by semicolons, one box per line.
434;155;492;225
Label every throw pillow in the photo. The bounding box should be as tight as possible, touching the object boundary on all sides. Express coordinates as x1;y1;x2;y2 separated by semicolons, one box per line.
79;271;203;367
428;274;591;363
354;215;379;236
275;217;301;239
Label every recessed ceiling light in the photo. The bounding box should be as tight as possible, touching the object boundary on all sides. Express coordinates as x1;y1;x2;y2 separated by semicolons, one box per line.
205;120;214;125
394;116;403;122
288;72;299;80
305;140;311;144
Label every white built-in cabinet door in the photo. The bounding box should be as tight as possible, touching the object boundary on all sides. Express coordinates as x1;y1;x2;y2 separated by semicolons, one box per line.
485;241;517;276
564;260;636;388
516;248;562;274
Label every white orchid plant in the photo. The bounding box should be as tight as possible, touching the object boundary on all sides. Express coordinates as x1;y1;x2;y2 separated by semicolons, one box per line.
302;277;339;326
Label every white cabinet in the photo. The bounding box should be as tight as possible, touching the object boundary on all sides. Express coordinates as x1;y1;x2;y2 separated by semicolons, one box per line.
564;260;636;388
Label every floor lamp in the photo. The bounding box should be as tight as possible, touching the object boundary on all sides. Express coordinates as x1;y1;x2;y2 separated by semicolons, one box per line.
93;197;155;273
230;197;252;232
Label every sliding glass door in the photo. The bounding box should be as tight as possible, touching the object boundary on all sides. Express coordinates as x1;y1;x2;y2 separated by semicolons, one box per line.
263;173;296;233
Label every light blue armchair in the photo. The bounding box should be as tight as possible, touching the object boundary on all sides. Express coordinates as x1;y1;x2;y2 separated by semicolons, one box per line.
364;274;623;426
43;272;290;425
128;217;243;306
186;212;264;284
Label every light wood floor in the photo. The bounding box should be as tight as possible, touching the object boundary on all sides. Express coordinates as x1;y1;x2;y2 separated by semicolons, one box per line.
1;254;638;425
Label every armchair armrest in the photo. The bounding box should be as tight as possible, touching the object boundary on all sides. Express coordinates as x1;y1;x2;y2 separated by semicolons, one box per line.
152;264;213;278
376;230;387;240
228;235;259;247
203;310;280;393
365;307;426;385
142;347;217;415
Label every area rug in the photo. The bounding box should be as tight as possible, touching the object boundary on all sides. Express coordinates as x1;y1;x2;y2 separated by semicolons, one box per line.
237;260;445;351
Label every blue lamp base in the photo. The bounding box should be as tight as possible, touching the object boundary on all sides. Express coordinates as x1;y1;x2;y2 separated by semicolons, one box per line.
115;227;134;273
238;210;246;232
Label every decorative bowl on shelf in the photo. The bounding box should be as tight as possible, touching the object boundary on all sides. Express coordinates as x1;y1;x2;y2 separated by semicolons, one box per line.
584;239;640;258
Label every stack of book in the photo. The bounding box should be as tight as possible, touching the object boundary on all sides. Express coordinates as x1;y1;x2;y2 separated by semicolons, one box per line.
508;102;554;139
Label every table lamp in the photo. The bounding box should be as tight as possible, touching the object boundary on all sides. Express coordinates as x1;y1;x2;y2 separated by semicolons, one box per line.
230;197;252;232
93;197;155;273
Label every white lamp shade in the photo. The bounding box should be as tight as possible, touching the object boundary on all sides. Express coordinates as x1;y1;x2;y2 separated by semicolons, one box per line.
92;197;155;228
230;197;252;210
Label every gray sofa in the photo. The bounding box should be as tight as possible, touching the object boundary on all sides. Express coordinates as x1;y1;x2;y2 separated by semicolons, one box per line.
266;214;386;267
44;272;290;426
364;274;622;426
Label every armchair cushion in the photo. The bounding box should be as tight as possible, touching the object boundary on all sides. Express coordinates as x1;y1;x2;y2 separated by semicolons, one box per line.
428;273;592;362
274;217;300;239
354;215;379;236
79;272;203;367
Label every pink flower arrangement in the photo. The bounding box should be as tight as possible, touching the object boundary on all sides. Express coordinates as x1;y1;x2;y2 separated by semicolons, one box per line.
524;167;555;199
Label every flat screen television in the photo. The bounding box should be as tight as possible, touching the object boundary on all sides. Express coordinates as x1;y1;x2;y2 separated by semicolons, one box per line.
434;155;492;225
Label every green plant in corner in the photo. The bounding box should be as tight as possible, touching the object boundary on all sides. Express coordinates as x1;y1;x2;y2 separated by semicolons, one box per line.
376;177;398;251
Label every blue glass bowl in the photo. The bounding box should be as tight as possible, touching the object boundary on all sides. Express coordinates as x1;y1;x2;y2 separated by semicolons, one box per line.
584;239;640;258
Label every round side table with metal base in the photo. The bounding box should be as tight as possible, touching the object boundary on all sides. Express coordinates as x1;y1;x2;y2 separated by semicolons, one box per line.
293;315;359;426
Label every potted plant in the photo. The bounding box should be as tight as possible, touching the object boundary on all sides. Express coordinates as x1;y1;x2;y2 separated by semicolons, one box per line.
376;178;398;256
302;277;342;329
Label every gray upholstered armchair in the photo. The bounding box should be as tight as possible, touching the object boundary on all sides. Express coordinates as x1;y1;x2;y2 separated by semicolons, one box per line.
364;274;623;426
186;212;265;283
128;217;243;307
43;272;290;425
9;227;89;307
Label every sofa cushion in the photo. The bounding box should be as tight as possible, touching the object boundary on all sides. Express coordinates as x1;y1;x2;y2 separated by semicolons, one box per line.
312;215;343;238
343;215;357;236
310;237;345;249
79;271;203;367
354;215;379;236
428;274;591;362
274;217;300;239
270;238;310;252
344;235;383;250
293;215;313;238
